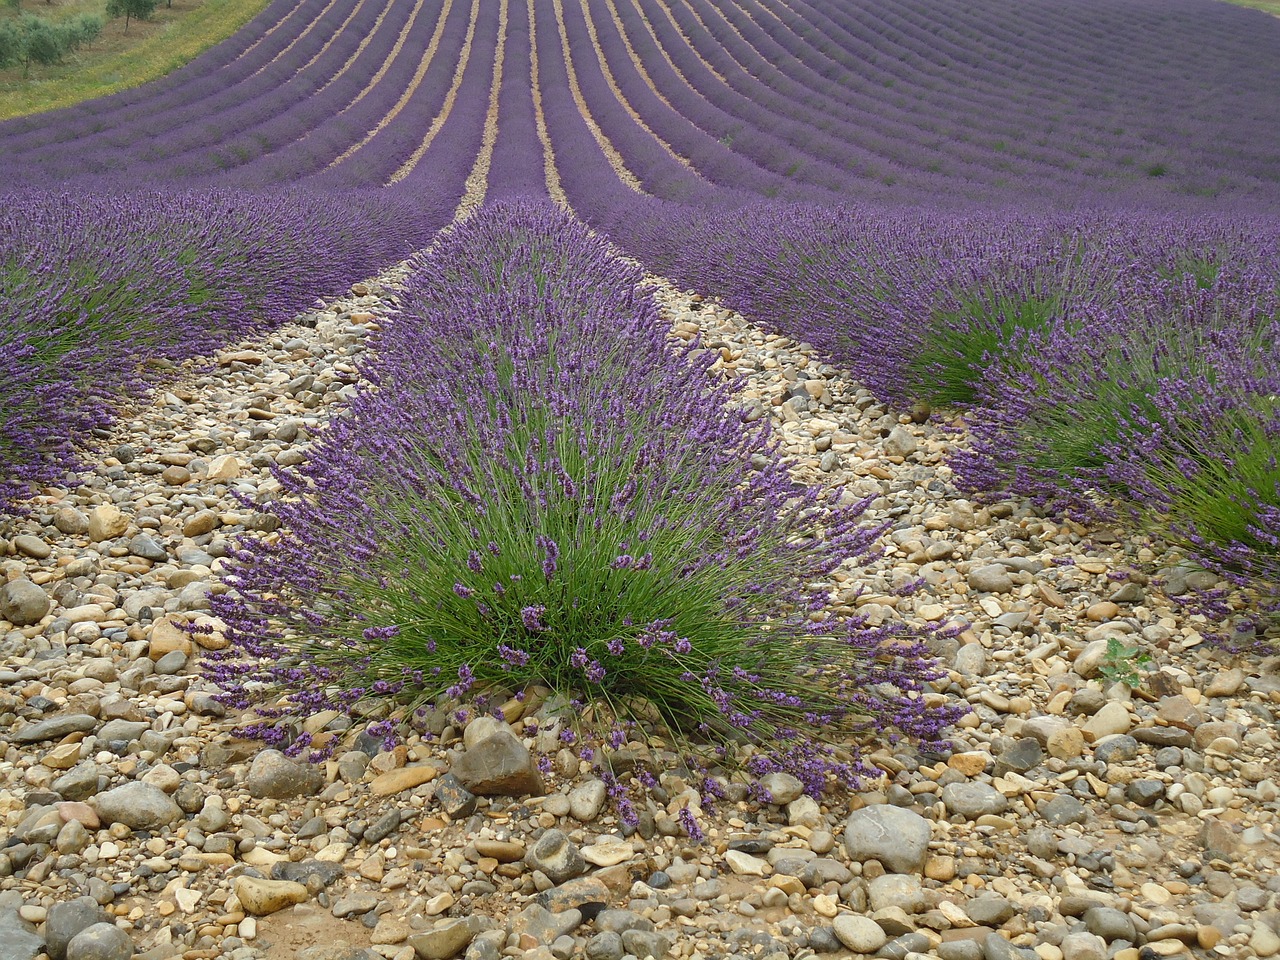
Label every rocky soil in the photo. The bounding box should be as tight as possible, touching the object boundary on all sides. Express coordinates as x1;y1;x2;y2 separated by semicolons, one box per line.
1;271;1278;960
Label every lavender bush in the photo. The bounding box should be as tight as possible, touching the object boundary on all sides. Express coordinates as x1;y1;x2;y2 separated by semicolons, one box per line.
209;204;953;800
0;188;432;512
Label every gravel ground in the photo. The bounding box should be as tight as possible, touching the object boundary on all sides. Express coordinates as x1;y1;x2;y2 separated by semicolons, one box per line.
1;270;1277;960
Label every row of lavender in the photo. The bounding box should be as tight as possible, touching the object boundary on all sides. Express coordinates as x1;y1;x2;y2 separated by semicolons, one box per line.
206;202;954;812
2;0;1278;206
0;189;437;512
588;198;1280;645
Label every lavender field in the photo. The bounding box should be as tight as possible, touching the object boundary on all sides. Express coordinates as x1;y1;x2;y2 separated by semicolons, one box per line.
3;2;1280;955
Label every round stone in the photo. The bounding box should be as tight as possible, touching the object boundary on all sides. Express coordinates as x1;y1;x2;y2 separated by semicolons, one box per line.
833;914;888;953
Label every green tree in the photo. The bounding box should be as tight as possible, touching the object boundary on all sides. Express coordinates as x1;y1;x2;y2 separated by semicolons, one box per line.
63;13;102;50
106;0;157;33
0;18;23;69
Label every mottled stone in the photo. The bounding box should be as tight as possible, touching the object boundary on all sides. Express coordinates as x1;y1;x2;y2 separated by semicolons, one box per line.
843;805;931;874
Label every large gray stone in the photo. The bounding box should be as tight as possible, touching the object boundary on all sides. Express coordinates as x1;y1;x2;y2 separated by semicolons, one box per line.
65;923;133;960
92;783;181;831
0;903;45;960
247;749;324;799
941;783;1009;819
0;578;51;626
526;829;586;885
968;564;1014;593
452;730;544;796
13;714;98;744
47;897;109;960
843;805;931;874
408;916;493;959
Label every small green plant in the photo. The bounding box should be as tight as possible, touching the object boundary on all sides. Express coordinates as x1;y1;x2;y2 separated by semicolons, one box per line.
1098;636;1152;689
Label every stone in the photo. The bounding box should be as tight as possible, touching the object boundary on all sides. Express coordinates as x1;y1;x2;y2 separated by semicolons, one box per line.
13;713;98;743
408;916;493;959
581;837;634;867
331;893;379;918
234;877;308;915
1060;932;1106;960
953;644;987;677
47;897;109;960
585;931;625;960
452;730;544;796
526;829;585;884
1040;794;1087;826
994;738;1042;775
569;779;608;821
87;505;128;542
1204;669;1245;698
966;896;1016;927
370;765;438;796
1084;907;1136;942
247;749;324;799
941;782;1008;819
968;564;1013;593
725;850;768;876
1047;727;1086;760
0;904;45;960
1084;702;1132;739
760;772;804;805
54;507;89;535
93;783;181;831
12;535;50;559
984;933;1038;960
0;578;51;626
1251;923;1280;958
1126;779;1165;806
843;805;931;874
206;455;242;481
183;510;220;538
884;427;917;458
65;923;133;960
1093;735;1139;765
868;874;925;913
1200;819;1239;860
434;774;477;819
834;914;888;953
147;618;193;659
127;535;168;563
620;930;671;959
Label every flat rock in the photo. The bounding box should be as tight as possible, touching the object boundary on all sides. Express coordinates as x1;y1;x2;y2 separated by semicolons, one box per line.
65;923;132;960
452;730;544;796
0;905;47;960
234;877;309;915
834;914;888;953
13;714;98;744
0;578;51;626
968;564;1013;593
93;782;181;831
247;749;324;799
526;828;586;885
370;765;438;796
407;916;493;959
941;783;1009;819
843;805;931;874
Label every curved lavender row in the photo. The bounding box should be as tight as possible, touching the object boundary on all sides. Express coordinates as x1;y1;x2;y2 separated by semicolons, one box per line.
702;0;1085;190
610;0;886;200
2;0;397;183
582;0;797;198
318;0;491;189
231;0;475;188
555;0;718;202
792;0;1280;197
486;0;549;201
607;199;1280;643
0;189;436;513
0;0;330;156
110;0;403;180
208;201;952;798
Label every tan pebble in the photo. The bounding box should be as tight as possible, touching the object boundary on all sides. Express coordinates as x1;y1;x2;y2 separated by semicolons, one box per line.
43;742;83;770
234;877;308;915
925;856;956;881
1197;927;1221;949
1140;882;1172;904
812;894;839;918
1047;728;1086;760
370;765;438;796
149;616;193;659
948;752;990;777
158;901;176;916
423;892;455;916
770;876;805;896
1087;601;1120;621
360;854;385;881
474;839;525;862
162;466;192;486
